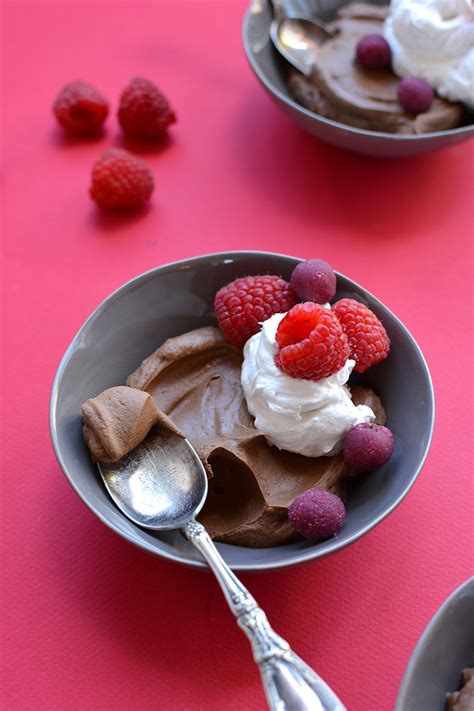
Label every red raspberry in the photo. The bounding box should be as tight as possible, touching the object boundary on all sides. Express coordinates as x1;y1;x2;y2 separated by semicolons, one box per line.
215;275;297;349
89;148;154;210
118;77;176;140
53;81;109;135
332;298;390;373
275;303;349;381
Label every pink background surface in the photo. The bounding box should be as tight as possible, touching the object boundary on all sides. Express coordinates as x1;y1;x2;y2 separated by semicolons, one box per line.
1;1;473;710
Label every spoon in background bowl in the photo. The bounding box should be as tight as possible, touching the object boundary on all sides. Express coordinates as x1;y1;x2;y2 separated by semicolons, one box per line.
99;426;346;711
269;0;333;76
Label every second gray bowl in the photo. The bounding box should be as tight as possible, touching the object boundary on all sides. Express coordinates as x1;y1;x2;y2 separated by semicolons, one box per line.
396;578;474;711
50;251;434;571
242;0;474;157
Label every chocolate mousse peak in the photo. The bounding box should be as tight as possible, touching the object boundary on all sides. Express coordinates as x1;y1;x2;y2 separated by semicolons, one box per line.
126;326;232;392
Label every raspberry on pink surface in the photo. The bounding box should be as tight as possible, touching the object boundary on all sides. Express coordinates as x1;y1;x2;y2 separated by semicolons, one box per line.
290;259;336;304
53;81;109;135
343;422;394;472
355;34;392;70
214;275;297;349
288;489;346;541
332;298;390;373
118;77;176;140
275;302;349;381
89;148;154;210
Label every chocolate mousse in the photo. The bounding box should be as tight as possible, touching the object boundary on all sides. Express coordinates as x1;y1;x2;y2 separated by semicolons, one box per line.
446;668;474;711
288;3;463;134
82;326;385;547
81;386;184;463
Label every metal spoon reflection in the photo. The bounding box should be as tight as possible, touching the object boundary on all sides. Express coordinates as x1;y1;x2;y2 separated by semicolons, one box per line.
99;428;346;711
269;0;333;76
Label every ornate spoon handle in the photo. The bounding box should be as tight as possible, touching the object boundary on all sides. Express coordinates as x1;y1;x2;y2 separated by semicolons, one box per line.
184;520;346;711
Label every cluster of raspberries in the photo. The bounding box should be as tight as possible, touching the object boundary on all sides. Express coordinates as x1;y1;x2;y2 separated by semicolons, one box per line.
214;259;391;381
53;78;176;209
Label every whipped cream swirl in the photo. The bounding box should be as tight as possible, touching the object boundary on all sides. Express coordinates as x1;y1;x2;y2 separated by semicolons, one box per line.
241;313;374;458
384;0;474;107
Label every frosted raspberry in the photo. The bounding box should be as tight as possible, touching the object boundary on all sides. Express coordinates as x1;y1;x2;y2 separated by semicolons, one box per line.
332;298;390;373
290;259;336;304
356;34;392;70
343;422;394;472
288;489;346;541
275;303;349;381
398;77;434;114
215;275;297;348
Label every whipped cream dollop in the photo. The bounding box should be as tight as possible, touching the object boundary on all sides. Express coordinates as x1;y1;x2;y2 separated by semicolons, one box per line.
241;313;375;458
384;0;474;107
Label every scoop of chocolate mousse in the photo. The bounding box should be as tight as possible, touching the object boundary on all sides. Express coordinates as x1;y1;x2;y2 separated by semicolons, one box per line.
288;2;463;134
81;386;183;463
119;326;385;547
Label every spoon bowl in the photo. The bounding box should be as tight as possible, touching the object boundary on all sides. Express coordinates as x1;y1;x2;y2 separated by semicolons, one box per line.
99;429;208;530
270;14;332;75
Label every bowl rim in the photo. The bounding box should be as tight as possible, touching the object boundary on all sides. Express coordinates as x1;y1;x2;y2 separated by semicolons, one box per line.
50;250;435;571
395;577;474;710
241;0;474;143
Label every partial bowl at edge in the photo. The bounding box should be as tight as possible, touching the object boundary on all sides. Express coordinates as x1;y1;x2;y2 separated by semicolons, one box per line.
396;578;474;711
242;0;474;157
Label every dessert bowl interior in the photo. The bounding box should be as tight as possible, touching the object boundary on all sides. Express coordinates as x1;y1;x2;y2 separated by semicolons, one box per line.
242;0;474;157
396;577;474;711
50;251;434;571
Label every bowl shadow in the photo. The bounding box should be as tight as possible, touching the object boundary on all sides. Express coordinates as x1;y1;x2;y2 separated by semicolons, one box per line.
46;462;425;706
48;460;420;634
231;87;465;240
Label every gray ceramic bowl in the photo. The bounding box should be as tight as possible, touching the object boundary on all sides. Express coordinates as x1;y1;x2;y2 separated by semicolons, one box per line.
396;578;474;711
50;251;434;571
242;0;474;157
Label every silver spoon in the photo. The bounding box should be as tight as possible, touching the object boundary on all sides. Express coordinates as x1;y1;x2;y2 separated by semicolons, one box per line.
98;427;346;711
269;0;333;76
